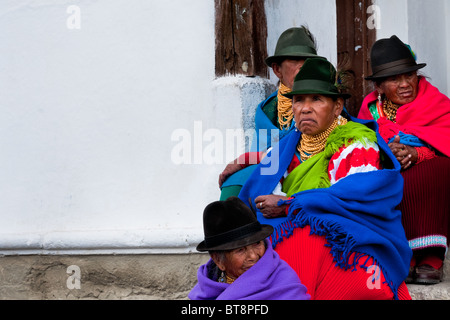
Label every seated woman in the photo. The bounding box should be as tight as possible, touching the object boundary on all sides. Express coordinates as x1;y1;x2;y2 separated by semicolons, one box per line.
358;35;450;284
238;57;412;300
189;196;310;300
218;26;320;200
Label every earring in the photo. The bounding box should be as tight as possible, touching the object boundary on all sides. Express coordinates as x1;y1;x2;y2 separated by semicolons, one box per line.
378;93;383;105
337;115;342;125
219;271;226;283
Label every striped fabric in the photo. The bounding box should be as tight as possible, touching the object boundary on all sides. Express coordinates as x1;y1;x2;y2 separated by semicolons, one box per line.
328;140;382;185
409;235;448;252
398;156;450;253
276;140;382;195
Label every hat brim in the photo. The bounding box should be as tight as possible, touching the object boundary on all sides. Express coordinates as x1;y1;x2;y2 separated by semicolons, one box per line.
196;225;274;252
283;89;351;100
265;54;323;67
365;63;426;81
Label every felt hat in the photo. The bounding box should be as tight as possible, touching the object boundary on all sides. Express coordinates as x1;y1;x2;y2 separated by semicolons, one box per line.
283;57;351;99
365;35;426;81
196;197;273;252
265;27;320;67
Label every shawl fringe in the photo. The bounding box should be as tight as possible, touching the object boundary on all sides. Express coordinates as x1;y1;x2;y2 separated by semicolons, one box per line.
274;197;399;299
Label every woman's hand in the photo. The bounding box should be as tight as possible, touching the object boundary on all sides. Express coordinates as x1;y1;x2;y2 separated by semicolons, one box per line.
388;135;418;170
255;194;289;219
218;152;264;187
218;161;242;187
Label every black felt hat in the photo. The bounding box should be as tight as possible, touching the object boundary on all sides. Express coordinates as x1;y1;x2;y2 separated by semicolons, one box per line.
196;197;273;252
366;35;426;81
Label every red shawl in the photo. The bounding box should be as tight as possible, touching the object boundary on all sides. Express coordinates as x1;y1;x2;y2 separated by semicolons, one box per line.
358;78;450;157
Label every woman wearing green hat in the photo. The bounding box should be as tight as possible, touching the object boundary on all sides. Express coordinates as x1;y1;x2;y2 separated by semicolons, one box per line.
219;26;321;200
238;57;412;300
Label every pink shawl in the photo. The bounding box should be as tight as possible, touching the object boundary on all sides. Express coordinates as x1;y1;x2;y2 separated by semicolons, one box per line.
358;78;450;157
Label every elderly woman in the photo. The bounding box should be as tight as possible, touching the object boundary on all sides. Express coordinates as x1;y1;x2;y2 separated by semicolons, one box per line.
219;26;321;199
188;196;310;300
238;57;412;300
358;36;450;284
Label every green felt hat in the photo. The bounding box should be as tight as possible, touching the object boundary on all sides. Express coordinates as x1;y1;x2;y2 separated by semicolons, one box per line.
265;27;320;67
283;57;351;99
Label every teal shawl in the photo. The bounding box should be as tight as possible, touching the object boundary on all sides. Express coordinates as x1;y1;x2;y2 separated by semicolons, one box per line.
221;90;295;190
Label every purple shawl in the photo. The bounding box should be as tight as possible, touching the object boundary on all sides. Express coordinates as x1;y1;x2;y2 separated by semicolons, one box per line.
188;240;310;300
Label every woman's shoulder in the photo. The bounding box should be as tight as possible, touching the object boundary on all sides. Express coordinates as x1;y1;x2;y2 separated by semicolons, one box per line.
343;119;373;130
328;133;382;185
326;120;378;157
260;95;278;125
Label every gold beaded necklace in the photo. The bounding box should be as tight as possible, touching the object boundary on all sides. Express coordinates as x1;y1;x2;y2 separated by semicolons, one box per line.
225;274;235;284
297;117;348;162
277;82;294;130
382;99;400;123
218;271;236;284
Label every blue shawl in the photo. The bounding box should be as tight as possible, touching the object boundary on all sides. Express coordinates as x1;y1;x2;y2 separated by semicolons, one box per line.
388;131;428;147
252;90;296;152
238;117;412;299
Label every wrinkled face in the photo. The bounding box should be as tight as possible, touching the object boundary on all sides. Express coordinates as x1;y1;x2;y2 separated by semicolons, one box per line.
293;94;344;135
376;71;419;105
272;59;305;89
213;240;266;280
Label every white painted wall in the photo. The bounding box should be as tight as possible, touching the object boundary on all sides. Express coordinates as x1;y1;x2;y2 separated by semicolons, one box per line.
265;0;337;85
407;0;448;95
0;0;217;254
375;0;409;42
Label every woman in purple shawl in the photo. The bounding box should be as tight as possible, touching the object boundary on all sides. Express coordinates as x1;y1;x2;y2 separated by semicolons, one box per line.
189;197;310;300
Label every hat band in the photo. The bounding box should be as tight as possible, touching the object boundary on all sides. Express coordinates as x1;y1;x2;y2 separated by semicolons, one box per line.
292;79;339;94
277;45;317;56
372;58;416;76
204;221;262;249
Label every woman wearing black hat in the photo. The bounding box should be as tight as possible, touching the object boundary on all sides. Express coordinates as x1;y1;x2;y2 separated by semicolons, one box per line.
358;35;450;284
238;57;412;300
188;197;310;300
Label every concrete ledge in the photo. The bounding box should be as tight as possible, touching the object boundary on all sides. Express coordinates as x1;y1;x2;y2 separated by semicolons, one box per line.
0;253;209;300
0;228;204;255
408;281;450;300
0;253;448;300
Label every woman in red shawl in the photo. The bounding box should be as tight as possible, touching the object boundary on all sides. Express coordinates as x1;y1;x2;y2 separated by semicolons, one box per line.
358;35;450;284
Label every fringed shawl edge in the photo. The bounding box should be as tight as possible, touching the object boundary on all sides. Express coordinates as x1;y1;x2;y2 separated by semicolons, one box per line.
272;199;400;300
